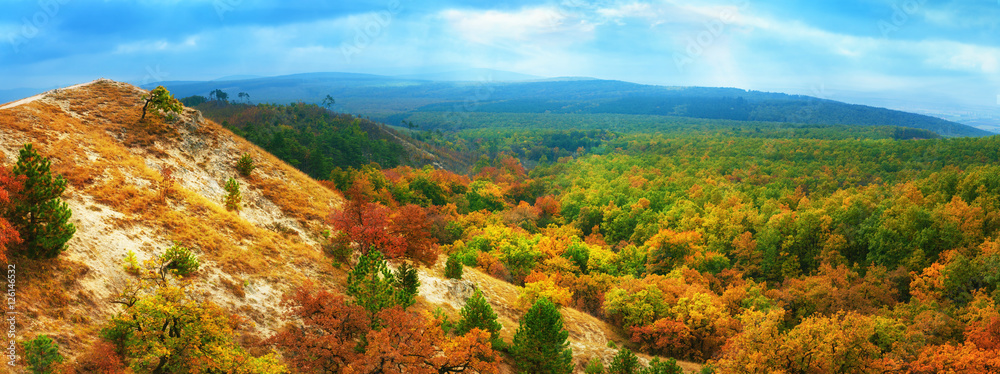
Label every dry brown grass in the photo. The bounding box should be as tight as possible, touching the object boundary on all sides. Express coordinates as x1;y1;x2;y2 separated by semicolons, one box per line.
0;80;349;361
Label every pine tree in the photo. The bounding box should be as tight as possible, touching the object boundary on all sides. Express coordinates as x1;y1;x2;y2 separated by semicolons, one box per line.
512;297;573;374
224;177;241;212
9;144;75;259
608;348;639;374
455;290;502;346
23;335;63;374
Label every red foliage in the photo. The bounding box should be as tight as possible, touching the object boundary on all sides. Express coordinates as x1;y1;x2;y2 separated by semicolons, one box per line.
269;284;369;373
273;285;497;374
388;204;439;265
0;166;22;262
75;340;127;374
631;318;691;356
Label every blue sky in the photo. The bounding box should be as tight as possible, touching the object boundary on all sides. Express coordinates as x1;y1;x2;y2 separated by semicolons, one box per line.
2;0;999;113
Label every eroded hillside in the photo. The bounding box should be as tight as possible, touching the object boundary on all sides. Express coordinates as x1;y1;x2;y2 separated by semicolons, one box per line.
0;80;685;373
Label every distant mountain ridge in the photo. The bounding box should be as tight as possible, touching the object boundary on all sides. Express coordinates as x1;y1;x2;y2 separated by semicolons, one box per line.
142;72;994;138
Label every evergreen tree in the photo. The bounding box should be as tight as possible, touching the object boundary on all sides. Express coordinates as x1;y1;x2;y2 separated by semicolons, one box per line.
608;348;639;374
9;144;75;259
511;297;573;374
455;290;502;343
23;335;63;374
346;251;419;326
394;262;420;308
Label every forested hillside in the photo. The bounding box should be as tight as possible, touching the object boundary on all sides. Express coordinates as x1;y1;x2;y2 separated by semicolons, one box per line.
4;81;998;373
147;74;992;138
214;85;1000;372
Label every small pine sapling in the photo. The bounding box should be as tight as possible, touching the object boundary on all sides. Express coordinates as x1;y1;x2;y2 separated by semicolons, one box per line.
23;335;63;374
162;242;199;277
236;153;255;177
224;177;241;212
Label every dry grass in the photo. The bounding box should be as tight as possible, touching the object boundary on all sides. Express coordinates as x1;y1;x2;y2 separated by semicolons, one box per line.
0;80;346;361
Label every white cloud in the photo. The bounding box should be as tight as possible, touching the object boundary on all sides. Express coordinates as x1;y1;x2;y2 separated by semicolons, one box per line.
440;7;595;46
113;35;200;54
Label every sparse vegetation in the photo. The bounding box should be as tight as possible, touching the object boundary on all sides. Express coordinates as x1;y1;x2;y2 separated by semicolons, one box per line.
8;143;76;259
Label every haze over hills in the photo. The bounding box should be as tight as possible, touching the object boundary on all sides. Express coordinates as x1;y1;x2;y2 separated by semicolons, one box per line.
141;72;993;138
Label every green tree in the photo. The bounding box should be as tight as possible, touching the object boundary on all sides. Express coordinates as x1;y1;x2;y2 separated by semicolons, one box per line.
236;153;255;177
455;290;503;348
322;94;335;109
445;254;464;279
640;358;683;374
224;177;241;212
608;348;639;374
585;357;605;374
9;144;75;259
394;262;420;308
210;89;229;104
511;297;573;374
23;335;63;374
346;251;418;325
140;86;182;121
161;242;199;277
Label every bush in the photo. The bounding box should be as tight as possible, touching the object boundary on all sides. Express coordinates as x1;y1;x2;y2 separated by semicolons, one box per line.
585;357;605;374
609;348;639;374
445;254;464;279
236;153;255;176
162;243;200;276
23;335;63;374
224;177;241;212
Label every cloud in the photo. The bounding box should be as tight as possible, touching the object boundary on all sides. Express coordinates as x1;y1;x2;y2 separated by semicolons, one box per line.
441;7;595;46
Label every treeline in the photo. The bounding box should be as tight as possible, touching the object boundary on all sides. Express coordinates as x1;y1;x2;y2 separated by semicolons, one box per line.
193;100;408;179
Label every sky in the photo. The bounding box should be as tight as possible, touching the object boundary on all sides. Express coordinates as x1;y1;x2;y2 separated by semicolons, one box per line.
2;0;999;115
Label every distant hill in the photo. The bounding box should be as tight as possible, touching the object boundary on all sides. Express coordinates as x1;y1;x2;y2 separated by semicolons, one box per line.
144;73;993;138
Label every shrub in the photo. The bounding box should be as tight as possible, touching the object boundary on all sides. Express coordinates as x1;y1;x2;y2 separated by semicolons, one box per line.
224;177;241;212
445;254;464;279
8;144;75;259
23;335;63;374
585;357;605;374
236;153;255;176
162;242;200;276
608;348;639;374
